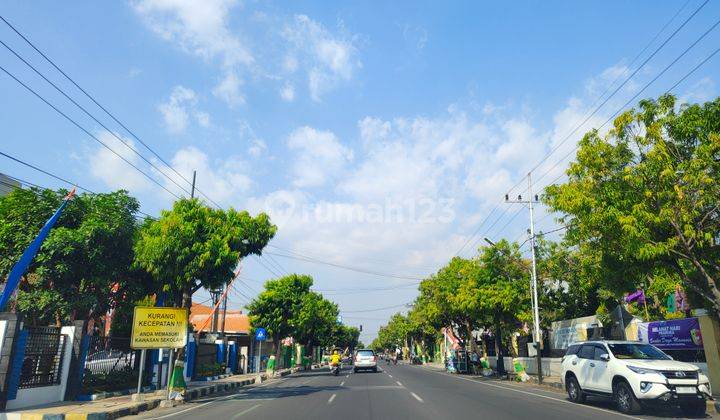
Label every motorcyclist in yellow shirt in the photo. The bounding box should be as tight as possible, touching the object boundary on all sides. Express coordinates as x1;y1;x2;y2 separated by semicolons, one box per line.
330;349;341;366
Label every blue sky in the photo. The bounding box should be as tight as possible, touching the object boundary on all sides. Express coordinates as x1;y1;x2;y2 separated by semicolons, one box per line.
1;1;719;342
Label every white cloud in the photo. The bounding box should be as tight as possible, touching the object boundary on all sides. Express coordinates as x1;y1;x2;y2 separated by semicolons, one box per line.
158;85;210;133
167;146;252;203
280;82;295;102
680;77;715;104
248;138;267;157
88;132;153;192
282;15;360;101
286;126;353;187
132;0;251;106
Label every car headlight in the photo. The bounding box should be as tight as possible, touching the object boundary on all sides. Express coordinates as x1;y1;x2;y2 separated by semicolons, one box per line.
626;365;664;375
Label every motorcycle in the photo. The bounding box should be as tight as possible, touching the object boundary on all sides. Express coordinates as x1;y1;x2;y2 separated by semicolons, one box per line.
331;363;341;376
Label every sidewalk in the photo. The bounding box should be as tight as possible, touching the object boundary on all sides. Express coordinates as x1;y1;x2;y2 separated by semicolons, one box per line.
0;368;300;420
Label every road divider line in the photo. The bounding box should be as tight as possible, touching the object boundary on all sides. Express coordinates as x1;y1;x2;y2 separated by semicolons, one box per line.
340;381;345;386
396;381;403;387
231;404;261;419
328;393;337;404
410;392;423;402
387;374;393;378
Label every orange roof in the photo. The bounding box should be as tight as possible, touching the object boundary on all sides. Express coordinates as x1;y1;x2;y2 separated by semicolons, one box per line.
190;302;251;334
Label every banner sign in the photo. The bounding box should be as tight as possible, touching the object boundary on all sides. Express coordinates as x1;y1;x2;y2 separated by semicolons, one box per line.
550;315;602;350
131;307;188;349
637;317;703;350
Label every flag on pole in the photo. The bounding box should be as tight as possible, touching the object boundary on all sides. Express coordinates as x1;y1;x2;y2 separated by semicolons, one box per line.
0;188;75;311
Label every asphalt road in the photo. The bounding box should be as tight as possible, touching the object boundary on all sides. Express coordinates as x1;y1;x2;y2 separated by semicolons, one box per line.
137;363;715;420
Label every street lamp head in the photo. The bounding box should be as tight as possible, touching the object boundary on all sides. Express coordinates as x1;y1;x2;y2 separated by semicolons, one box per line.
483;237;496;246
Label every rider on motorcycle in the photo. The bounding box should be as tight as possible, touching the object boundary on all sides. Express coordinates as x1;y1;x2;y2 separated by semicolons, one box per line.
330;350;341;369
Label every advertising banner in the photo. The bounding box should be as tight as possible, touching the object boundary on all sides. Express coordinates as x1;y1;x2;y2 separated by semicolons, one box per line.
637;317;703;350
550;315;602;350
131;307;188;349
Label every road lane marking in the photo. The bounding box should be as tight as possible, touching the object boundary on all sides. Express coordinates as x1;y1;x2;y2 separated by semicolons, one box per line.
231;404;261;419
396;381;403;387
387;374;393;378
410;392;423;403
345;374;349;377
426;369;642;420
328;393;337;404
340;381;345;386
144;377;289;419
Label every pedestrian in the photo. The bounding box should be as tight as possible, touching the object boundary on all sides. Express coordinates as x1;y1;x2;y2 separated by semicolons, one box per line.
470;350;480;375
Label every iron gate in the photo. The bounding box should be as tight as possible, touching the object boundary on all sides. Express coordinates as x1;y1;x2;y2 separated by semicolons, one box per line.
19;326;66;388
82;336;140;393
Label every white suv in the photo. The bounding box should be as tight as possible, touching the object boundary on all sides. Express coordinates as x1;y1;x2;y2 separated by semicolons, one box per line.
353;349;378;373
561;340;711;416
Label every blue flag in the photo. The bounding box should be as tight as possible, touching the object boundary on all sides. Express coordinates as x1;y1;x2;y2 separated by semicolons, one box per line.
0;189;75;311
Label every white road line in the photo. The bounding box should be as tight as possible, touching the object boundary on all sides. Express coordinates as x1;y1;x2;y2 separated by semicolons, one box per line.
144;377;287;419
387;374;393;378
396;381;403;387
427;370;642;420
340;381;345;386
231;404;261;419
410;392;424;403
328;393;337;404
345;374;349;378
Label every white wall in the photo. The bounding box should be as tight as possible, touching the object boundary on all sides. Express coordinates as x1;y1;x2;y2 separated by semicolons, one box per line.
0;320;8;359
487;356;563;377
6;326;75;411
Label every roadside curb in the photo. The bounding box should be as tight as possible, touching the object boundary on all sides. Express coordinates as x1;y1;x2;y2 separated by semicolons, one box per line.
76;385;157;401
0;369;297;420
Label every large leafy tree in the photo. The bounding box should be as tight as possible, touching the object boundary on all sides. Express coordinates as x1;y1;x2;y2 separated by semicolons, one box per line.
0;187;151;326
416;257;480;348
329;324;360;351
246;274;313;355
295;291;338;353
545;94;720;316
134;198;276;309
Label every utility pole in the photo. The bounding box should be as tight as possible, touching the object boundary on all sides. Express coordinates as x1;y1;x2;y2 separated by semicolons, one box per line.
221;283;228;334
191;170;196;199
505;172;543;384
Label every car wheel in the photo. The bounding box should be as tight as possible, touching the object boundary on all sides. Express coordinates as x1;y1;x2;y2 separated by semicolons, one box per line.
680;401;706;417
614;381;641;414
566;376;585;403
353;368;358;373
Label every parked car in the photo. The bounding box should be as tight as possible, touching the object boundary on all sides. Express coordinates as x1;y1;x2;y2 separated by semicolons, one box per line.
561;340;711;416
353;349;378;373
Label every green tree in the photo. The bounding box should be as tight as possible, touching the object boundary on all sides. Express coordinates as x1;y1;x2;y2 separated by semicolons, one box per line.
247;274;313;355
134;198;276;309
0;187;150;327
295;291;339;356
545;94;720;316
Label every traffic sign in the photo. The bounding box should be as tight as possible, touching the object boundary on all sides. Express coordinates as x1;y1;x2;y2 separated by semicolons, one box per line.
131;307;188;349
255;327;267;341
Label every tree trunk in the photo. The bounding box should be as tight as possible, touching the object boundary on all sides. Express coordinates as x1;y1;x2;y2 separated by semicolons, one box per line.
494;315;505;376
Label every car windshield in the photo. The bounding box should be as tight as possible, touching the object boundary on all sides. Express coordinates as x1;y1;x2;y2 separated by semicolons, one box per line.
607;343;670;360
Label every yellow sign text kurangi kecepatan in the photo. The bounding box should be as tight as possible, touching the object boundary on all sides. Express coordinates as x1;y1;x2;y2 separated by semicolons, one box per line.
131;307;188;349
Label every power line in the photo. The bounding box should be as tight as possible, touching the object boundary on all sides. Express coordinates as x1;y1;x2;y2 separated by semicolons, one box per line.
265;251;424;281
0;64;182;200
264;253;290;276
0;14;223;209
0;169;157;220
504;0;710;197
253;255;282;278
532;15;720;189
267;244;438;272
0;38;194;198
455;204;500;256
341;302;412;313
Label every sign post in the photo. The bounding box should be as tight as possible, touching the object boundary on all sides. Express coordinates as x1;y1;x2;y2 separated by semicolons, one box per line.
131;307;188;400
255;328;267;372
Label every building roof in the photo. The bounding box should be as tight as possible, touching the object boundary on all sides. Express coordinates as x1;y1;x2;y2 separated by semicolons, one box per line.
189;302;250;335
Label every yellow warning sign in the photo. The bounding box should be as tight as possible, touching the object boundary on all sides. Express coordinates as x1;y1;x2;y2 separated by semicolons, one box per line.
131;307;188;349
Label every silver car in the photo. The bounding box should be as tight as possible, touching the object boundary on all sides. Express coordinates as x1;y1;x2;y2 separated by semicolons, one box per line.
353;349;378;373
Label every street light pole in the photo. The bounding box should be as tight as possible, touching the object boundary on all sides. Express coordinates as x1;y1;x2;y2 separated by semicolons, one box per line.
504;172;543;384
527;173;543;384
